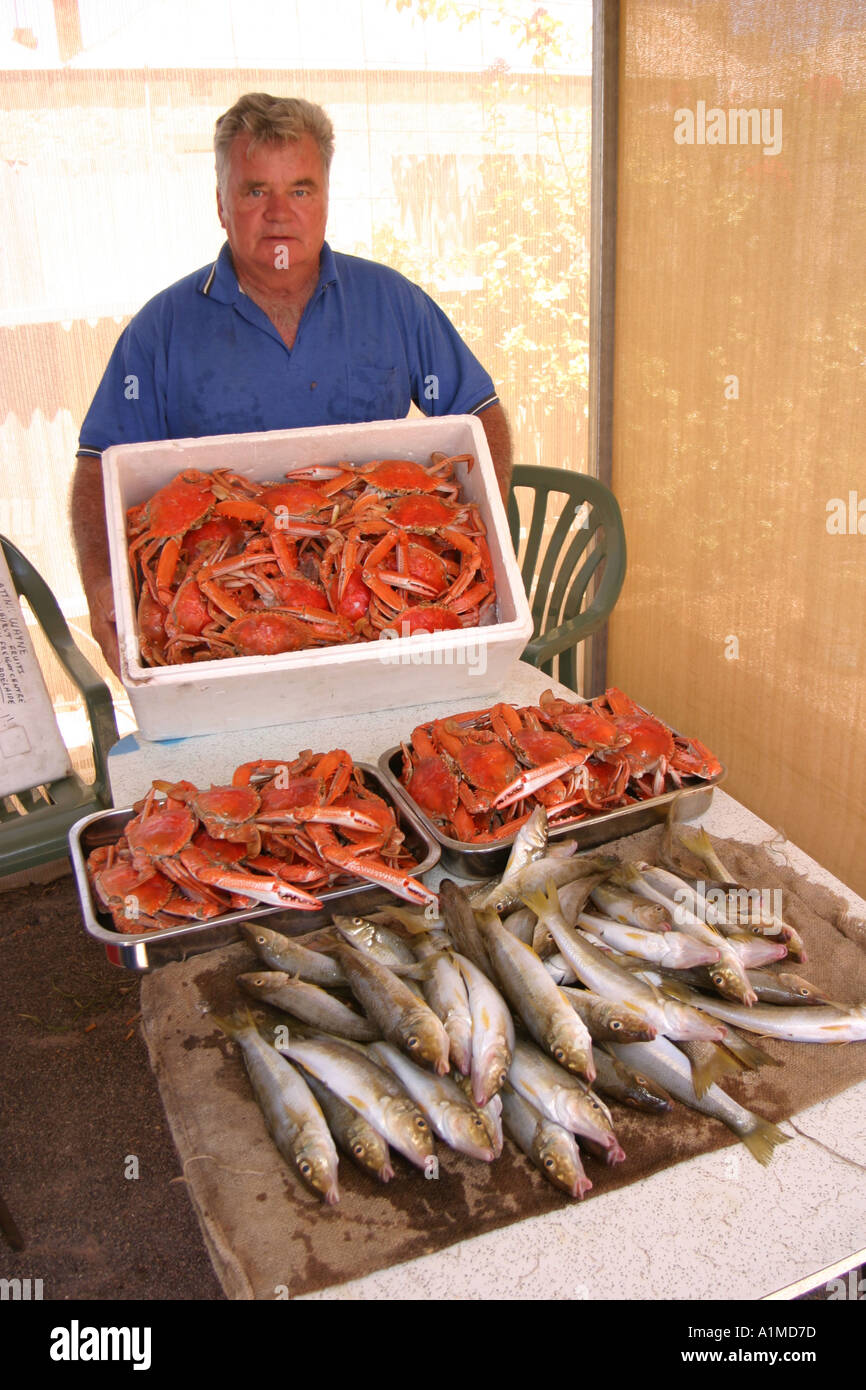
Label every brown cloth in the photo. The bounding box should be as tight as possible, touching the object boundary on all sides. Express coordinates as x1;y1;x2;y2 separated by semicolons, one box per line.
139;826;866;1300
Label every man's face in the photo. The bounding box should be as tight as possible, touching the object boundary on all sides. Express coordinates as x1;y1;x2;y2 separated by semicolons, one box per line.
217;133;329;289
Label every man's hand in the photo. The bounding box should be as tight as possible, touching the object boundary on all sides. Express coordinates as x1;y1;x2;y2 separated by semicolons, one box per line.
478;401;513;501
88;573;121;680
70;454;121;678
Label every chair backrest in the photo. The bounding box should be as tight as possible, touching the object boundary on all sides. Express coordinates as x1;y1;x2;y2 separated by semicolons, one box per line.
506;465;627;690
0;536;118;806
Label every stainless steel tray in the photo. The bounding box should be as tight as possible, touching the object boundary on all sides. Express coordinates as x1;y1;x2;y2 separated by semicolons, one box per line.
378;744;725;880
69;763;440;971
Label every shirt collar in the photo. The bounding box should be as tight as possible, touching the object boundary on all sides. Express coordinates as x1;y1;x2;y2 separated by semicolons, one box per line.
201;240;338;302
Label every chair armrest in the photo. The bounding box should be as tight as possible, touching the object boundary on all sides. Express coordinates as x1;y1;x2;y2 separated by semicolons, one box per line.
522;606;612;668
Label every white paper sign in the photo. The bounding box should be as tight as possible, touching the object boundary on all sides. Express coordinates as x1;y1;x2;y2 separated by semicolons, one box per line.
0;549;71;796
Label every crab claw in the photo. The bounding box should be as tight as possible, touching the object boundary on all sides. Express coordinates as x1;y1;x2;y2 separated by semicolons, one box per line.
491;756;589;811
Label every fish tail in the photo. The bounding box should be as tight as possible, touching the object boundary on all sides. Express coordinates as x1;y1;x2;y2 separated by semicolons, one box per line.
740;1119;791;1167
720;1032;782;1071
687;1043;742;1098
210;1005;258;1039
520;887;549;919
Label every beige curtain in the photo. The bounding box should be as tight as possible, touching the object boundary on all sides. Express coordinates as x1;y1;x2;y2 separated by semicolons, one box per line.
0;1;593;772
611;0;866;897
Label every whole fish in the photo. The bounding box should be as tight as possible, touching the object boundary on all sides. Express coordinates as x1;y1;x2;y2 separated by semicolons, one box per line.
559;985;658;1043
275;1033;435;1170
500;1083;592;1198
656;985;866;1043
475;851;619;917
748;969;833;1007
334;944;450;1074
303;1072;394;1182
649;963;831;1007
454;1074;504;1156
370;1042;496;1162
213;1011;340;1204
500;803;550;878
591;1046;672;1114
508;1038;625;1163
609;1035;790;1165
589;881;673;932
523;884;727;1042
455;952;515;1106
238;971;380;1041
576;911;721;970
412;931;473;1076
475;909;596;1083
333;914;417;965
241;923;347;987
617;864;758;1006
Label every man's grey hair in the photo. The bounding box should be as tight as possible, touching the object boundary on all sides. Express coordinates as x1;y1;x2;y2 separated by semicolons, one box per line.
214;93;335;194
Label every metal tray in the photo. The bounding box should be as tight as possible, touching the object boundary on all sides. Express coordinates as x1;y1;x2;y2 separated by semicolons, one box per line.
378;744;726;880
69;763;440;971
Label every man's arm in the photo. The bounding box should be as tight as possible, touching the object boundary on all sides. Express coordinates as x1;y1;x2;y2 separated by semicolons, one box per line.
478;401;513;501
70;453;121;678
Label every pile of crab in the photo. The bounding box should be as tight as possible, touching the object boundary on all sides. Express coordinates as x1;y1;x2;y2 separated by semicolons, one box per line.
127;452;496;667
400;688;723;844
87;751;436;934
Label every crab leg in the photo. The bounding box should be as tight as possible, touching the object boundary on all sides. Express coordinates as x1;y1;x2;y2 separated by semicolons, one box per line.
305;826;438;909
178;847;323;910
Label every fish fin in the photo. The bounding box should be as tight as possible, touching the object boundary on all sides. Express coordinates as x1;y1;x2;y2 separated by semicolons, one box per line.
740;1119;791;1167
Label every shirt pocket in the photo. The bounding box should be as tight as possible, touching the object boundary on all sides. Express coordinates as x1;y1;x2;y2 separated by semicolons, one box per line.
346;363;409;422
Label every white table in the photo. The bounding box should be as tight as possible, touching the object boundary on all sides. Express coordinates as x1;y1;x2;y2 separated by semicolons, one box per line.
108;663;866;1302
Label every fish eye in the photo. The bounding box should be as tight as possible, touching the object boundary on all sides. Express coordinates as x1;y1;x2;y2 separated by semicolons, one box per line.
498;1071;507;1087
712;973;725;986
544;1156;555;1169
298;1160;312;1176
799;988;809;996
415;1117;428;1130
406;1036;419;1049
553;1047;565;1061
352;1143;365;1156
591;1100;600;1110
610;1019;622;1031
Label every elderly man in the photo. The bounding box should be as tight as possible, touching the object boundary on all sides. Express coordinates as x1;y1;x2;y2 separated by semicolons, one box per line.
72;92;512;675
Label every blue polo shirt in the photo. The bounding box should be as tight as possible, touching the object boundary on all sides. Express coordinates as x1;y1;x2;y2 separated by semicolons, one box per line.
78;242;498;454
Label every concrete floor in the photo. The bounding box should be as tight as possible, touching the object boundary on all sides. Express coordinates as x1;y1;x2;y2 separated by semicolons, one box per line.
0;864;223;1301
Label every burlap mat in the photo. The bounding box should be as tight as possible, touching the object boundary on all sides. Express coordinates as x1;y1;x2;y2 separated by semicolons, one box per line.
140;825;866;1299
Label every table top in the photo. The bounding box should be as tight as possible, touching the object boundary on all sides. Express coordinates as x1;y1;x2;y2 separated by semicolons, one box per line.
107;664;866;1301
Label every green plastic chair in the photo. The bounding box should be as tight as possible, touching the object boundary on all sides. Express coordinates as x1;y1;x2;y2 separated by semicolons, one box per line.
507;465;627;691
0;537;118;875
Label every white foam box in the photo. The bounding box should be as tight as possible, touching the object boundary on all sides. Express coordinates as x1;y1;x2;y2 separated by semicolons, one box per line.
103;415;533;741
